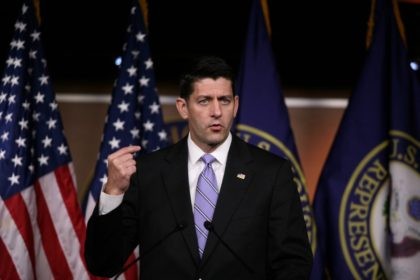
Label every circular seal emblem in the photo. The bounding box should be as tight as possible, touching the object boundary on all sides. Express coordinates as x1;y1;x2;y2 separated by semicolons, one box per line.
340;130;420;279
236;124;317;253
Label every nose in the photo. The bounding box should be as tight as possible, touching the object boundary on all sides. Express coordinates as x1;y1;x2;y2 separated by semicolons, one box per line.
211;100;222;117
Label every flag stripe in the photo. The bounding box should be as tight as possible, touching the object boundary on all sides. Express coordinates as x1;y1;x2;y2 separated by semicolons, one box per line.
0;237;20;279
4;192;37;275
55;164;91;277
0;196;33;279
34;245;54;279
124;253;139;280
55;165;85;243
84;193;96;224
20;187;55;280
34;180;73;279
54;164;92;279
39;171;91;279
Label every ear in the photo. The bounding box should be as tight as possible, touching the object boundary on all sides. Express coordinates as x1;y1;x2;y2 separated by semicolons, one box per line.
233;95;239;117
176;97;189;120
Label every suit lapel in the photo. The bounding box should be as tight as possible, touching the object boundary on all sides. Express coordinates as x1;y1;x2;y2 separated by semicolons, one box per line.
161;138;201;264
201;137;254;263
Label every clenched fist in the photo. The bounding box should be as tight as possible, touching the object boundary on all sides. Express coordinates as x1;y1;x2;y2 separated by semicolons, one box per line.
103;145;141;195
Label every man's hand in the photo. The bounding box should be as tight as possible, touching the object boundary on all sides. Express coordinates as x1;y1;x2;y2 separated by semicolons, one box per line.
103;146;141;195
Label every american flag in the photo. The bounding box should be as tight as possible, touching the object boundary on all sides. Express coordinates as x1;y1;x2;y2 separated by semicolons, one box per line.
83;0;169;223
83;2;169;278
0;1;93;279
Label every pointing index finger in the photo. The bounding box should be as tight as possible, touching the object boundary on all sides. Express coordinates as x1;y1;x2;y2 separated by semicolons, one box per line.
109;145;141;159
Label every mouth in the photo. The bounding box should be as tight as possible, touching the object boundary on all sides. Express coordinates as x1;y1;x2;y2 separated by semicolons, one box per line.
209;123;223;131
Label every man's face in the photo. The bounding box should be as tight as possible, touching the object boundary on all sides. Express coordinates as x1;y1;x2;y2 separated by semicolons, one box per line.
176;77;239;152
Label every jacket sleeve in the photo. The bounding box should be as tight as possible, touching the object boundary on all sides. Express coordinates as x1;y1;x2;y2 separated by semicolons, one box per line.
268;160;313;279
84;176;139;277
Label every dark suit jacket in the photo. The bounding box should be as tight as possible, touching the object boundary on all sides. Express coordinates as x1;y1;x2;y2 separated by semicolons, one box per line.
85;136;313;279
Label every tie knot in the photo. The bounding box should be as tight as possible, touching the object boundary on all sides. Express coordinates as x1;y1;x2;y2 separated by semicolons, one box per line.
201;154;216;165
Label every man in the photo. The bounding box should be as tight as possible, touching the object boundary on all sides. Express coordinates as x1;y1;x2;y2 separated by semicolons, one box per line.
85;56;313;279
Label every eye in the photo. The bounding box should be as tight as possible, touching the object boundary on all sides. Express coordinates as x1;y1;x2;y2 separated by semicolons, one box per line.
198;98;209;105
220;97;232;105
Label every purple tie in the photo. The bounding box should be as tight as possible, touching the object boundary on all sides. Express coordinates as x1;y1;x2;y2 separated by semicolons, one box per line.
194;154;218;258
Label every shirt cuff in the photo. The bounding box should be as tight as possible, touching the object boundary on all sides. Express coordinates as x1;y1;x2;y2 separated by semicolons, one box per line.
99;191;124;215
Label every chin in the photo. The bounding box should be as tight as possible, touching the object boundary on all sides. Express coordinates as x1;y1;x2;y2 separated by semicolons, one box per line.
206;136;227;146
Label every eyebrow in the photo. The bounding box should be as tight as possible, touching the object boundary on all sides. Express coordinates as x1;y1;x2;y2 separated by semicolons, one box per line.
197;94;233;99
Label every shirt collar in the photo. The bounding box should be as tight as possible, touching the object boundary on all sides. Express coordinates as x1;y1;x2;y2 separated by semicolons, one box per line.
187;133;232;166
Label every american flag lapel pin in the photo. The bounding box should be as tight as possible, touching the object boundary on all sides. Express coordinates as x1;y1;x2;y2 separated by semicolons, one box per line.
236;173;246;180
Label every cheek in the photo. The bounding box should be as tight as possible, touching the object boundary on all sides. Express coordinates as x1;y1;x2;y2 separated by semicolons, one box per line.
190;109;205;120
191;116;203;129
224;108;236;118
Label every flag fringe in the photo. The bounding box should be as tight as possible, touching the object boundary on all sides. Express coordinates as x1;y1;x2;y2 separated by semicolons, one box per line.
366;0;376;49
392;0;407;46
259;0;271;38
366;0;407;48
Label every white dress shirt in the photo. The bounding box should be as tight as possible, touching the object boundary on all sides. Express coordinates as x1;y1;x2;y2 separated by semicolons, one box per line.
98;133;232;215
187;133;231;209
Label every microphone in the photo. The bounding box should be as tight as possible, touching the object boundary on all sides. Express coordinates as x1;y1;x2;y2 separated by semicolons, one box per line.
113;222;187;280
204;221;254;275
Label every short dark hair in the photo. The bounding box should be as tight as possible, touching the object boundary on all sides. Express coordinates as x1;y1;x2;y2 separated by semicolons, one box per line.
179;56;235;99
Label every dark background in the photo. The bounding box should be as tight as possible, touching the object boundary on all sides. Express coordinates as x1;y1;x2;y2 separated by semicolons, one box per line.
1;0;419;91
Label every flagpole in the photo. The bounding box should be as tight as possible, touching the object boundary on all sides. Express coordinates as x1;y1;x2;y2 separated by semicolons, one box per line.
33;0;41;24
